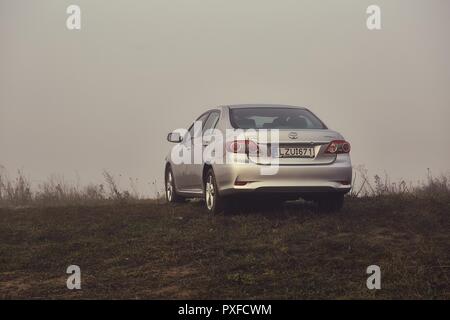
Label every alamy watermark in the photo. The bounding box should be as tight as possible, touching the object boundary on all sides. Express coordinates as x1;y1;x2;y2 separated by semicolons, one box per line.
366;265;381;290
367;5;381;30
66;265;81;290
66;5;381;31
169;122;282;176
66;5;81;30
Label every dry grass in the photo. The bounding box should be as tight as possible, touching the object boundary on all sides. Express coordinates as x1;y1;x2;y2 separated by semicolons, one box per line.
1;165;449;207
0;167;158;207
0;166;448;299
0;195;448;299
350;166;450;199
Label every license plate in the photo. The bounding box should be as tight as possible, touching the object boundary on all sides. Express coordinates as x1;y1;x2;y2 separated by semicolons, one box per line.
278;146;315;158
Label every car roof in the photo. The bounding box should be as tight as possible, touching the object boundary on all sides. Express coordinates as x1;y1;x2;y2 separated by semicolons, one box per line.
220;104;307;110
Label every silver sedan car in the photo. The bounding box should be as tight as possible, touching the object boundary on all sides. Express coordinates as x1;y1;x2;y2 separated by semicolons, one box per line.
165;104;352;213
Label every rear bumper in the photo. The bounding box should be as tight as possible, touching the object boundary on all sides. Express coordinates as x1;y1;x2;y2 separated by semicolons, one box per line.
228;186;351;194
214;154;352;196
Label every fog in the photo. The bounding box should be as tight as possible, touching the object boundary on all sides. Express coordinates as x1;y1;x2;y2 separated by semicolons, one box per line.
1;0;449;195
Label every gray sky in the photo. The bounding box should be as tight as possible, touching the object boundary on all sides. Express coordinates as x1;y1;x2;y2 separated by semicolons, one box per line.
1;0;449;195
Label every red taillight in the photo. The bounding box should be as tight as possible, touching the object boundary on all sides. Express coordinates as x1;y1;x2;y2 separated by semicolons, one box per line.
227;140;245;153
325;140;351;154
226;140;259;155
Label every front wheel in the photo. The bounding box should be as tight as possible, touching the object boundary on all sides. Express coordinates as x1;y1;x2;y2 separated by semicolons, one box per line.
316;193;344;212
165;167;184;203
204;169;225;214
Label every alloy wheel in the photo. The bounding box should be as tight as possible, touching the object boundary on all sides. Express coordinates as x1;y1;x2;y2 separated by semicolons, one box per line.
205;174;215;210
166;171;174;202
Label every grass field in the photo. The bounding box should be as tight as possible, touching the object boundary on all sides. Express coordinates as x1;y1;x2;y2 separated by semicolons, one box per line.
0;194;449;299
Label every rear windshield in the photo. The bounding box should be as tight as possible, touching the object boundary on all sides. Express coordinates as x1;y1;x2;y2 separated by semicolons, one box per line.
229;107;326;129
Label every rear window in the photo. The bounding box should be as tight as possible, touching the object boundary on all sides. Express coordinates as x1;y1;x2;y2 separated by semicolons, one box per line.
229;107;326;129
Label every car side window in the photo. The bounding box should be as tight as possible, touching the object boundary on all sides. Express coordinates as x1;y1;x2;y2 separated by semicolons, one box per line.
185;112;209;143
202;111;220;134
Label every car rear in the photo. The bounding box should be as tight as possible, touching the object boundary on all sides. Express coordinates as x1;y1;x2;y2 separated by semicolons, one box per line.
215;105;352;197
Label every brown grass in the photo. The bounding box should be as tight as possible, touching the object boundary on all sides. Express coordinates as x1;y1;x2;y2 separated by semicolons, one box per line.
0;167;448;299
0;167;155;207
0;195;449;299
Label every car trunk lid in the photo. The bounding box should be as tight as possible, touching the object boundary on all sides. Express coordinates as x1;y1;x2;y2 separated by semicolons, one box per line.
244;129;342;165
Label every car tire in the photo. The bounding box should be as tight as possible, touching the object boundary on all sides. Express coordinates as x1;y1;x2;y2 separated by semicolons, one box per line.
165;167;184;204
204;169;225;214
316;193;344;212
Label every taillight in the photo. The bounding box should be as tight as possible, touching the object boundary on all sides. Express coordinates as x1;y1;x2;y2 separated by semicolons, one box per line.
226;140;259;155
325;140;351;154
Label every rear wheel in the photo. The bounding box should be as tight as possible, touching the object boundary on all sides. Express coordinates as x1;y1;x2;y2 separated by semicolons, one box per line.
316;193;344;212
204;169;224;214
165;167;184;203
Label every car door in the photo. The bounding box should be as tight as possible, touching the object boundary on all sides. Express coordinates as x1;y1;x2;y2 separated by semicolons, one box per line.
178;112;210;192
171;122;195;191
189;110;221;191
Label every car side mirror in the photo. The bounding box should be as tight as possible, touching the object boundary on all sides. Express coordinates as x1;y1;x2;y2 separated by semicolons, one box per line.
167;132;182;143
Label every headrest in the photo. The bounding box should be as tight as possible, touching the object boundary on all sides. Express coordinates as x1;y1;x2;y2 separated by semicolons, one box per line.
236;118;256;129
287;116;308;129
